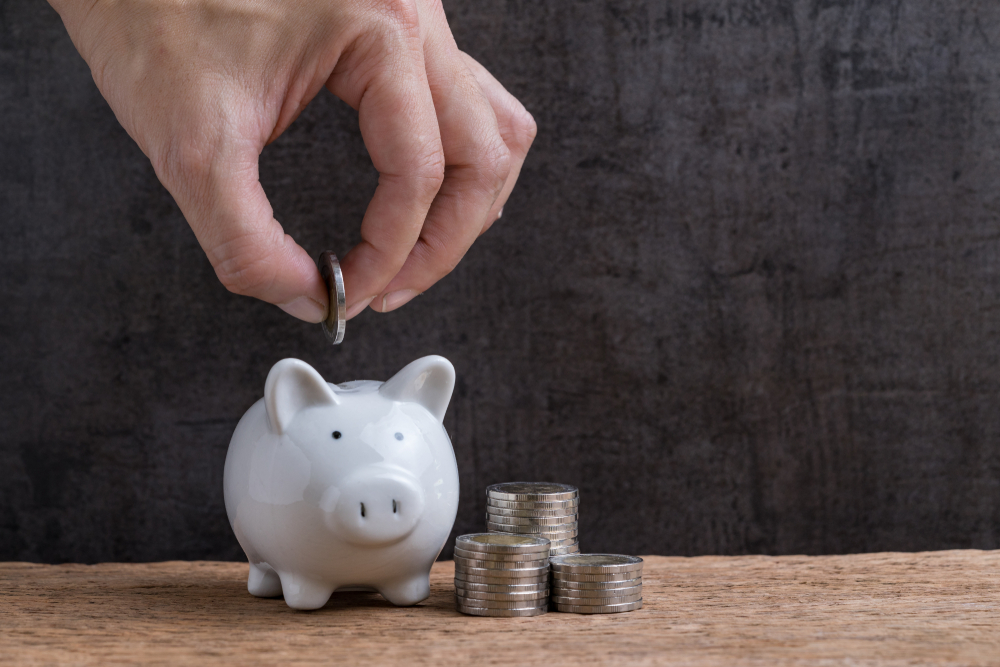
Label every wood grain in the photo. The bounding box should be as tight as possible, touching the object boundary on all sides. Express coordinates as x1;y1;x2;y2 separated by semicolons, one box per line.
2;551;998;666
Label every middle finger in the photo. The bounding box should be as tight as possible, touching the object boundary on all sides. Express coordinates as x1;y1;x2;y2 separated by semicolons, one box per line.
369;4;511;313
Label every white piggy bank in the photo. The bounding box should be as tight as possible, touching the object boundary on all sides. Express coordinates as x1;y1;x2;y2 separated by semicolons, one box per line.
223;356;459;610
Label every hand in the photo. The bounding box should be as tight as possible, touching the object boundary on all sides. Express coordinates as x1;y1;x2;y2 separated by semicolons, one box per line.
50;0;536;322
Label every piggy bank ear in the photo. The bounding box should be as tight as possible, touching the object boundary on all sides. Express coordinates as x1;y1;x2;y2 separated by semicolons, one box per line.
264;359;339;434
379;356;455;422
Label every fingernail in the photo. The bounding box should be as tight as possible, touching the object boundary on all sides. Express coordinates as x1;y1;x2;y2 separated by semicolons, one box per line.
496;208;503;219
345;296;375;320
278;296;327;323
380;289;420;313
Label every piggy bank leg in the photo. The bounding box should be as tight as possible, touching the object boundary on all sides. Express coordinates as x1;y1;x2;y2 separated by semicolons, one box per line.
278;572;336;610
377;571;431;606
247;561;283;598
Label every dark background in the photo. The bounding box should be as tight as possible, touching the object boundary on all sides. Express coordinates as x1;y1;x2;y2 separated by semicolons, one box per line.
2;0;999;563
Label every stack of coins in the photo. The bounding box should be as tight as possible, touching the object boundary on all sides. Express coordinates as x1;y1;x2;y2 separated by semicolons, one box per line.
549;554;643;614
453;533;551;617
485;482;580;556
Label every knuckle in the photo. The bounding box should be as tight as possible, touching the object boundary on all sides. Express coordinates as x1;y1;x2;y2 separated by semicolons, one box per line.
152;135;215;190
510;106;538;152
375;0;421;33
88;54;110;93
486;141;512;188
412;146;446;194
417;230;464;276
472;138;511;196
211;233;282;298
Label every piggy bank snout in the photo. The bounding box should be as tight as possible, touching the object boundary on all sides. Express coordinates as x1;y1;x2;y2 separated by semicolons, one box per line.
323;469;426;547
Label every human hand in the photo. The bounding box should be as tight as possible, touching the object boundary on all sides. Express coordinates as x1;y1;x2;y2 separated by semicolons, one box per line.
50;0;536;322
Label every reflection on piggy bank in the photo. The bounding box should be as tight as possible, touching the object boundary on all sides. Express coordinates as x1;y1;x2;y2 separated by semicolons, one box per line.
223;356;459;610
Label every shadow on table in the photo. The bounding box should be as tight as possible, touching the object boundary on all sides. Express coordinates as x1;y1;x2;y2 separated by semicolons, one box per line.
112;579;454;618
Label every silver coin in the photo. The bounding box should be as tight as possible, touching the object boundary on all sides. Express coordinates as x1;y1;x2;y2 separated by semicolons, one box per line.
454;571;549;585
549;547;581;556
487;497;580;510
318;251;347;345
487;482;578;501
485;521;577;532
551;593;642;606
456;587;549;600
485;506;580;519
453;595;549;609
455;568;549;584
548;538;580;546
549;554;643;574
488;531;578;544
552;600;643;614
455;589;549;601
487;521;577;535
530;534;577;544
490;535;576;546
548;547;581;557
454;557;546;571
553;577;641;590
551;584;642;598
454;555;549;570
456;564;550;578
455;533;550;554
454;547;550;562
549;537;580;558
454;581;550;593
456;604;548;617
552;570;637;583
455;562;551;574
486;513;579;526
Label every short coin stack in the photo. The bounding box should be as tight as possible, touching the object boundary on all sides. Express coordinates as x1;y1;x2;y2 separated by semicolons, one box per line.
550;554;643;614
453;533;551;616
485;482;580;556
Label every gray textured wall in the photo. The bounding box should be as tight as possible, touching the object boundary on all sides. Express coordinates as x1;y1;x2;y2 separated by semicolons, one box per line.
2;0;1000;563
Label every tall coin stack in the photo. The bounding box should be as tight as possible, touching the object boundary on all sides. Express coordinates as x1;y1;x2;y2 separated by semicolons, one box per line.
485;482;581;556
549;554;643;614
453;534;551;616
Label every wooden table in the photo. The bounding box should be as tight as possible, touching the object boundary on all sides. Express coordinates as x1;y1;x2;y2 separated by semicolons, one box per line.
2;551;998;665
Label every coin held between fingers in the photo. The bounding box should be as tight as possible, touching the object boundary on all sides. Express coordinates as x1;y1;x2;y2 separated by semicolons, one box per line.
319;250;346;345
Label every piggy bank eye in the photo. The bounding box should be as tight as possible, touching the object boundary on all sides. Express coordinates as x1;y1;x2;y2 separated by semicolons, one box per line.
394;432;404;441
332;431;342;439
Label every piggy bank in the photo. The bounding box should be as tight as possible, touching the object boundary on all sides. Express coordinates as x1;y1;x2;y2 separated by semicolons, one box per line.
223;356;459;610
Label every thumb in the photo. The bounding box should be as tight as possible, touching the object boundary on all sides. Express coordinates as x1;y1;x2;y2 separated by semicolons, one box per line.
154;131;329;323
